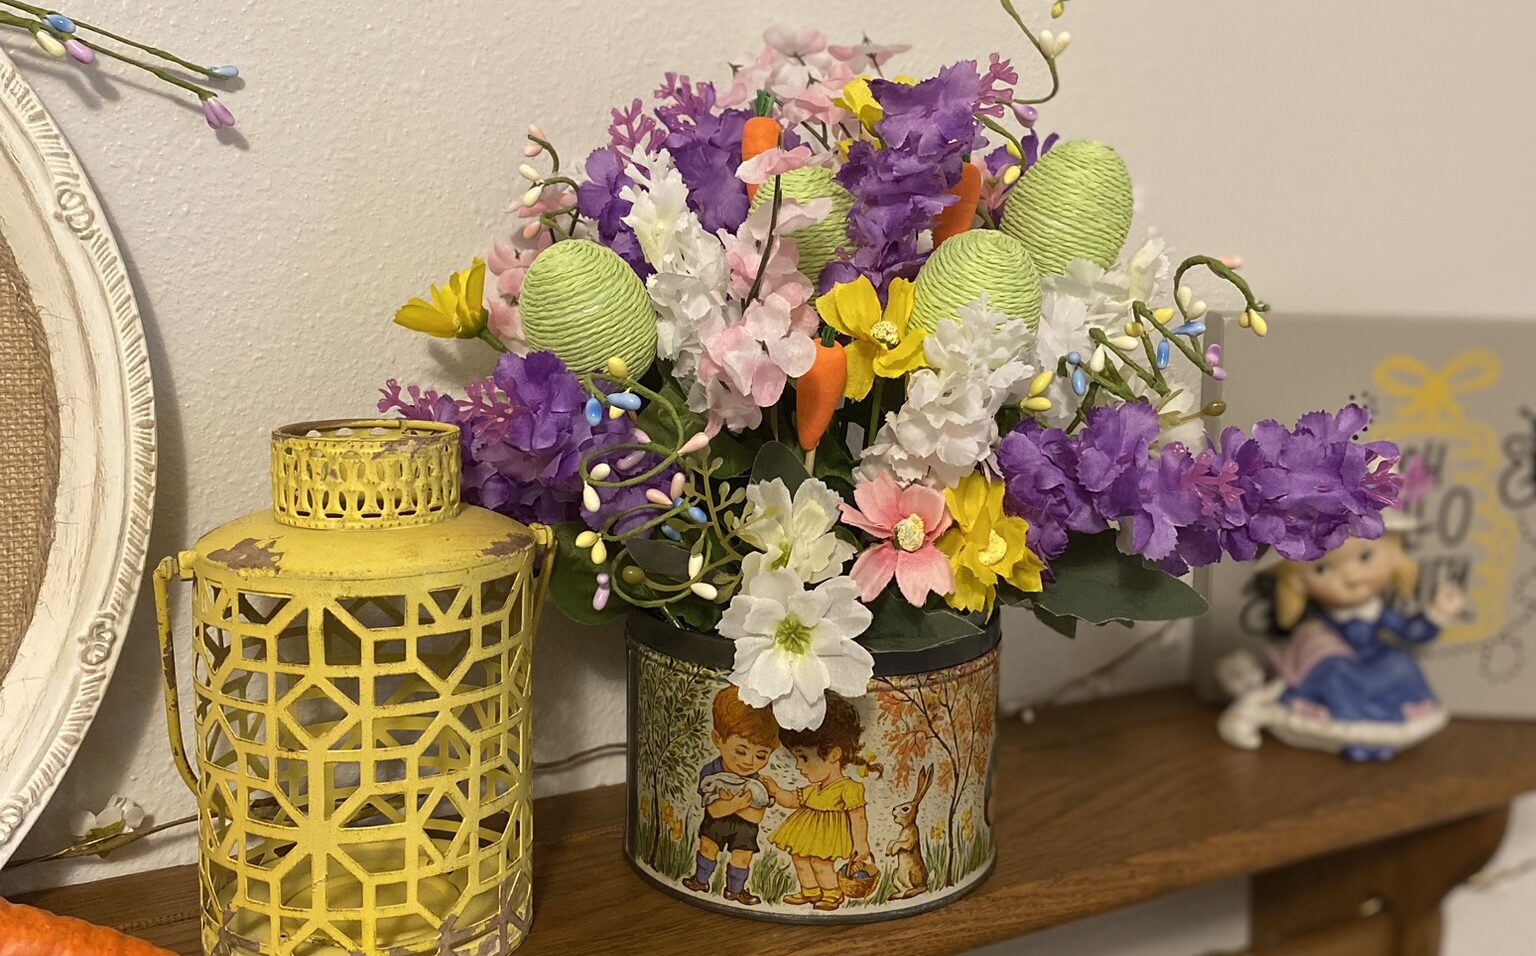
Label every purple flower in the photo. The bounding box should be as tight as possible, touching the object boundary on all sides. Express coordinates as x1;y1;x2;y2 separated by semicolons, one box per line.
982;129;1056;219
976;54;1018;117
829;63;986;294
1127;442;1205;566
653;73;717;131
870;62;984;166
664;107;750;233
995;403;1403;575
1076;403;1161;521
578;147;650;275
1241;406;1402;561
996;420;1105;560
379;352;637;526
607;98;665;154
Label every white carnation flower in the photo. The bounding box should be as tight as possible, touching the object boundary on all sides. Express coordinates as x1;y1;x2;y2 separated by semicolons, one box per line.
719;568;874;730
620;150;729;386
859;296;1035;487
735;477;855;583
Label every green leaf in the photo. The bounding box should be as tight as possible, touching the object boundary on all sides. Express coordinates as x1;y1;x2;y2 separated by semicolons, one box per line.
1033;531;1209;624
671;597;723;634
547;522;625;626
1031;605;1078;639
626;537;692;581
860;591;983;653
811;430;857;498
996;582;1040;608
751;441;810;494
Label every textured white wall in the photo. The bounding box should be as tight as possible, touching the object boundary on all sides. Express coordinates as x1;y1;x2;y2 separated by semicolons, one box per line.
2;0;1533;952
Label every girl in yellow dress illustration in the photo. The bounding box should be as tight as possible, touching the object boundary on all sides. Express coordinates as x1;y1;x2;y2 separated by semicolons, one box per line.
765;694;879;911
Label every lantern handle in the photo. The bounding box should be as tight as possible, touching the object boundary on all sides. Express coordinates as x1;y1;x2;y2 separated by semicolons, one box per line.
529;524;557;642
154;552;200;794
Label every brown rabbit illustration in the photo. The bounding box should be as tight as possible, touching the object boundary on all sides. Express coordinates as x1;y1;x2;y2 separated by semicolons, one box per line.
885;763;932;900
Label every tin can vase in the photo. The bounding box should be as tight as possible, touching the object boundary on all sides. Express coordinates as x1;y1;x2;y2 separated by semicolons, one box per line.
153;419;553;956
625;614;1000;923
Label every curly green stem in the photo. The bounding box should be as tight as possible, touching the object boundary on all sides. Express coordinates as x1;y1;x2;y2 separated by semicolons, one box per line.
1172;255;1269;316
997;0;1062;106
978;114;1026;164
528;134;562;173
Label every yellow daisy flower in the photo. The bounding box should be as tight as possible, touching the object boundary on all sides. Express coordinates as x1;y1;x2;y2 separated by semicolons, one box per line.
936;475;1046;615
394;258;488;339
814;276;927;401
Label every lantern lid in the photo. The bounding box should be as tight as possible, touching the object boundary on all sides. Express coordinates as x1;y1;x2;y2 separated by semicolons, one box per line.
270;419;460;531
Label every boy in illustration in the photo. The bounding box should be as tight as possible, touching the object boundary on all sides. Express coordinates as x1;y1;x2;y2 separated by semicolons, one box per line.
681;686;780;905
764;693;878;912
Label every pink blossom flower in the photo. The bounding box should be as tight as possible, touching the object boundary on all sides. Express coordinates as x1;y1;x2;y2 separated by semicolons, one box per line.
698;290;817;410
827;40;912;68
840;474;955;605
484;237;549;354
764;27;829;59
486;300;528;354
736;145;815;185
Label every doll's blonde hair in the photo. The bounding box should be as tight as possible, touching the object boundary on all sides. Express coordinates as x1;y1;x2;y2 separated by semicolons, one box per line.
1268;533;1419;631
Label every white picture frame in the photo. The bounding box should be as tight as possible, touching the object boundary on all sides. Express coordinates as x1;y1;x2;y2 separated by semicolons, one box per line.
0;48;156;864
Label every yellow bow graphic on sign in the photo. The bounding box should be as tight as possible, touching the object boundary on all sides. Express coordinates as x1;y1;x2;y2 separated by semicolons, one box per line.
1374;349;1501;421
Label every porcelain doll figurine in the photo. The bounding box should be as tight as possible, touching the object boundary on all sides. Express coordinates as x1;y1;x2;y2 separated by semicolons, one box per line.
1217;515;1467;761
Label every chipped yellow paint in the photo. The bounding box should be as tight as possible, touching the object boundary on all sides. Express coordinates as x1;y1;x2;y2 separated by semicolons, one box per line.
155;420;554;955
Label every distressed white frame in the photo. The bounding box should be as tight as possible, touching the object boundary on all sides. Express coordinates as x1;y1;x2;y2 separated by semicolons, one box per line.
0;49;156;863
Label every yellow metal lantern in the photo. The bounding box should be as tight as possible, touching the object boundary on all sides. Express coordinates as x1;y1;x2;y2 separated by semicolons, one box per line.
154;419;552;956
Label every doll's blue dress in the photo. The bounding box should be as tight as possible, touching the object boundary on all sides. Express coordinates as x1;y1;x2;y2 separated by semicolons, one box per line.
1277;603;1439;723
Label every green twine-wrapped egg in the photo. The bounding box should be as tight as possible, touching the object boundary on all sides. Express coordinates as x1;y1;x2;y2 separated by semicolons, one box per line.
749;168;854;285
517;239;658;376
1000;140;1133;275
909;230;1042;333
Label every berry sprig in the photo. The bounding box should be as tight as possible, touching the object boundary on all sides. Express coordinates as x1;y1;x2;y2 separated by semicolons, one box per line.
0;3;240;131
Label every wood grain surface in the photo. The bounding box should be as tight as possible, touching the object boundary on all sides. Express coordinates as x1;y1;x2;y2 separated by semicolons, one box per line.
17;688;1536;955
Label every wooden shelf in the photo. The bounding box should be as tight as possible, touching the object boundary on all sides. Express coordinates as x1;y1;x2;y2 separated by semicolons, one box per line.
18;688;1536;955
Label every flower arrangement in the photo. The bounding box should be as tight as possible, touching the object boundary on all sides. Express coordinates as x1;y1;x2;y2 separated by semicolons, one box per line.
0;2;240;129
384;0;1403;731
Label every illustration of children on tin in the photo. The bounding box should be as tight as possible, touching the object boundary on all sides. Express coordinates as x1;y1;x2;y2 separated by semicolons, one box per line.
681;687;780;905
765;694;879;911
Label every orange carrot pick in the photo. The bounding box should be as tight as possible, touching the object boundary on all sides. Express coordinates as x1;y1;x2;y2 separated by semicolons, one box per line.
796;340;848;463
932;160;983;247
741;90;781;202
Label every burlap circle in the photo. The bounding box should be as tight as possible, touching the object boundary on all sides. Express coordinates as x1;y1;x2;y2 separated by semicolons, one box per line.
0;223;59;682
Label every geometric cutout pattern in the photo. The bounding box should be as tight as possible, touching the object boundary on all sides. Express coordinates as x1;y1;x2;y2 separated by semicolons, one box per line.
269;421;461;531
190;550;536;955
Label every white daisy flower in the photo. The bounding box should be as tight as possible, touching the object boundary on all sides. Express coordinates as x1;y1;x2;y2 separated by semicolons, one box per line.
735;477;855;583
719;568;874;730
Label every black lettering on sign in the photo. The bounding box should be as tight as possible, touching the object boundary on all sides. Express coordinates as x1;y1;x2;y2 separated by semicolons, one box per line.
1437;486;1475;548
1499;407;1535;510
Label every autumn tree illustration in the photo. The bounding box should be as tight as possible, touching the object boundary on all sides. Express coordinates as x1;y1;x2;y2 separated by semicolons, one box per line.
874;661;997;886
633;652;716;870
